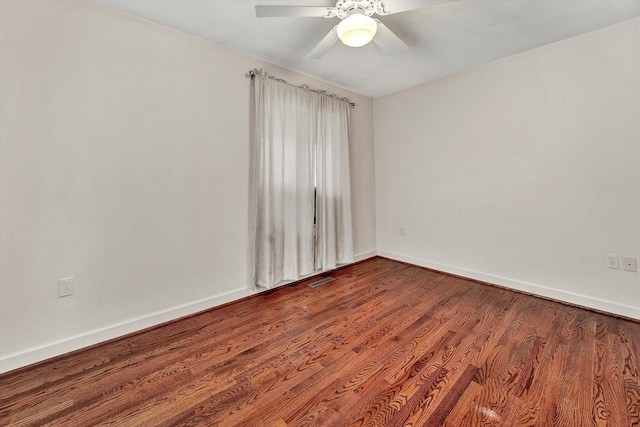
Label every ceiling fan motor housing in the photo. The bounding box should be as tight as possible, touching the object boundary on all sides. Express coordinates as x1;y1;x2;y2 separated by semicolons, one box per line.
328;0;390;19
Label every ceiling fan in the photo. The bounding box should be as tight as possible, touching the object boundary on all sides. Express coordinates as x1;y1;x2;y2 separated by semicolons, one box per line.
256;0;456;59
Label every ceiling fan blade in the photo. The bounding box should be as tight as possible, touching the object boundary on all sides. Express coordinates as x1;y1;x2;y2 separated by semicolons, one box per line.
306;26;339;59
373;21;408;53
255;5;333;18
379;0;458;15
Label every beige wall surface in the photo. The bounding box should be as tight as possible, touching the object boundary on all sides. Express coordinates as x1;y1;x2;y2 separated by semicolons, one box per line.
0;0;376;372
374;18;640;319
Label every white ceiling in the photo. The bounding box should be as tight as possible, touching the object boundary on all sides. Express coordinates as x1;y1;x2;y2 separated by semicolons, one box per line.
92;0;640;98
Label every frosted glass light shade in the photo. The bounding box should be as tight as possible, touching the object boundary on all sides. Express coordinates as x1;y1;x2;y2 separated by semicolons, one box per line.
337;13;377;47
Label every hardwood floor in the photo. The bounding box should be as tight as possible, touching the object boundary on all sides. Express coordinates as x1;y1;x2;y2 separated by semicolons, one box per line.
1;257;639;426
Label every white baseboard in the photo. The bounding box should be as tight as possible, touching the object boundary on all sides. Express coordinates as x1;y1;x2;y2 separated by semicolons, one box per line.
378;250;640;320
0;287;252;374
354;249;378;262
5;249;632;374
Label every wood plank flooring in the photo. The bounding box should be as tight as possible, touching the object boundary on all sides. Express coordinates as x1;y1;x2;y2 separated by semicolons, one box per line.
1;257;639;426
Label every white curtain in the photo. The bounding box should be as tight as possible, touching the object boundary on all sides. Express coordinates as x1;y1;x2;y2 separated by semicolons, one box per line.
250;72;353;289
314;96;354;272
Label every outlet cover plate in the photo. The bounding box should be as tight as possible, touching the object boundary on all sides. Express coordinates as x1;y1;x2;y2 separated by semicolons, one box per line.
622;256;637;272
58;277;74;297
606;254;619;269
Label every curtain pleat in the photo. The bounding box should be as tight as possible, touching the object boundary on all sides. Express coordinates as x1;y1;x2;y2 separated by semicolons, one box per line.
251;75;353;289
315;97;354;271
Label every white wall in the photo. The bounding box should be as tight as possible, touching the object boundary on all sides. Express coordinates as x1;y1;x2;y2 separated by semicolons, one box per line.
0;0;376;372
374;18;640;319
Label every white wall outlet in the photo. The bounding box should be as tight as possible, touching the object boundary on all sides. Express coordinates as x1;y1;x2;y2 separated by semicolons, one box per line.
606;254;619;269
399;226;405;236
58;277;74;297
622;256;637;272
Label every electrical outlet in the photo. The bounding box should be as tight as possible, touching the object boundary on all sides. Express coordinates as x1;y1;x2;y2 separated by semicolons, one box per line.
58;277;74;297
622;256;637;272
606;254;619;269
399;226;405;236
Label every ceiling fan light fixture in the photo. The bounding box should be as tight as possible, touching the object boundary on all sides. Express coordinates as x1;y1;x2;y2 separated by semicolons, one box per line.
336;12;377;47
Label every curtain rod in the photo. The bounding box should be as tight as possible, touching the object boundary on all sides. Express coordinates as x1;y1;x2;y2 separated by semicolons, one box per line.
248;69;356;108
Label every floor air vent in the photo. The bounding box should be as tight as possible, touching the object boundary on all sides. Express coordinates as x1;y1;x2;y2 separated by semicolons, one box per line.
308;277;334;288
